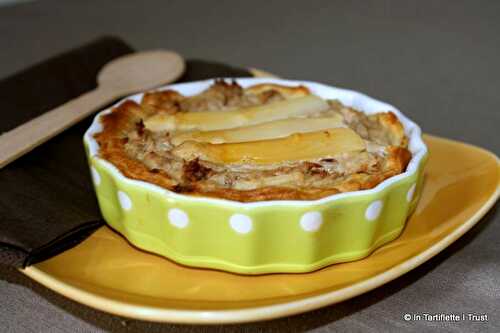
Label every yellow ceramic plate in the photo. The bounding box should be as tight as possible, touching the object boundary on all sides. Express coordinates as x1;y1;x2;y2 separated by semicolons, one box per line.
21;135;499;324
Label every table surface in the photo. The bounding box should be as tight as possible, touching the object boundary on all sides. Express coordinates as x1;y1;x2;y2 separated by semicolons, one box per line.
1;0;498;332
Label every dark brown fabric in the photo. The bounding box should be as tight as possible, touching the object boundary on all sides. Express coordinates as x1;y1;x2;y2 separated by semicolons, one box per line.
0;37;251;268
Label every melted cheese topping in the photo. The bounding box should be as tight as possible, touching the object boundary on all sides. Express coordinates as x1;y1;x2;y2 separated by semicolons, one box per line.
171;128;366;165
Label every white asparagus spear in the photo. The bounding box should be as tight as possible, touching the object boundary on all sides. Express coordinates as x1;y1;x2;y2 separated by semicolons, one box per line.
144;95;329;132
172;127;366;165
170;115;345;145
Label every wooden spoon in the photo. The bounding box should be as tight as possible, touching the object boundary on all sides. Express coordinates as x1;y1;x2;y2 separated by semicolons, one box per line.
0;50;185;169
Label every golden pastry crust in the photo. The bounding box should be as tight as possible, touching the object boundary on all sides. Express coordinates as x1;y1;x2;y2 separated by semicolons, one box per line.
95;81;411;202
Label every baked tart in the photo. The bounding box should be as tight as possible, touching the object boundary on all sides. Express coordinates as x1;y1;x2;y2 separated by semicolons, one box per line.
95;80;411;202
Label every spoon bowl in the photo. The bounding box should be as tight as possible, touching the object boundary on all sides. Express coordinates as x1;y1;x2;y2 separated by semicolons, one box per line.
98;50;185;93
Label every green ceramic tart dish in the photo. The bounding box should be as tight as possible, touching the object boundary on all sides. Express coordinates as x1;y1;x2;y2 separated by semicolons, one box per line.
84;78;428;274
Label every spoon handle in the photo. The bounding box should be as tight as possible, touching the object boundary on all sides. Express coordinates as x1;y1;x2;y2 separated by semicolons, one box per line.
0;87;115;169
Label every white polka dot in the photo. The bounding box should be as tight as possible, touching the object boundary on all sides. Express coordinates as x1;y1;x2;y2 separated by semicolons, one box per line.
229;214;253;234
300;211;323;232
407;184;416;202
365;200;383;221
118;191;132;211
168;208;189;228
90;166;101;186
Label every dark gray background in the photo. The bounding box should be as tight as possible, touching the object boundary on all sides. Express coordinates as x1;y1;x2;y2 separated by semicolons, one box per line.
0;0;498;332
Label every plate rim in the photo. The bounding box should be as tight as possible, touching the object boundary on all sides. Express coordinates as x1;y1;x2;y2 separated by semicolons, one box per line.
21;135;500;324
